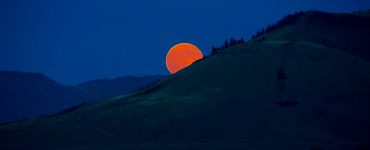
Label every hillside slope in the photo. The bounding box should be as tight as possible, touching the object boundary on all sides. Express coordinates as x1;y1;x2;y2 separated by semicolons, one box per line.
1;11;370;149
254;11;370;61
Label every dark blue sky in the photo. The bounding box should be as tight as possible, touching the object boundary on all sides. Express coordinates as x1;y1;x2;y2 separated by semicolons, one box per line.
1;0;369;85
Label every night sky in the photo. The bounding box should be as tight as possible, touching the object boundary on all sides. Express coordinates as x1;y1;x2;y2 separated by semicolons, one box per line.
1;0;370;85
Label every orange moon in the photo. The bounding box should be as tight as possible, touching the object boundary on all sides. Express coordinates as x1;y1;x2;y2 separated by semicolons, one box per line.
166;43;203;74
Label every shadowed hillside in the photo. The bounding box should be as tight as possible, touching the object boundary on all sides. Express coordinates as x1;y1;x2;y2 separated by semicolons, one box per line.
252;11;370;61
1;11;370;149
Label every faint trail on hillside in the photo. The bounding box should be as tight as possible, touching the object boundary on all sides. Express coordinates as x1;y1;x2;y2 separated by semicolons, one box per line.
75;116;122;139
277;43;289;100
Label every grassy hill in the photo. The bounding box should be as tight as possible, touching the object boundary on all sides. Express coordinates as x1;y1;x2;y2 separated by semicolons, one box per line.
253;11;370;61
1;11;370;149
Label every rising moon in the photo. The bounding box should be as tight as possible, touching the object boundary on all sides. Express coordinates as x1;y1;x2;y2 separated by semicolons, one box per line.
166;43;203;74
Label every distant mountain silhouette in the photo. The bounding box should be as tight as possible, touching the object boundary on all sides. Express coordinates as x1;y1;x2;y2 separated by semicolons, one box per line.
1;10;370;149
78;75;165;100
0;71;166;123
0;71;91;123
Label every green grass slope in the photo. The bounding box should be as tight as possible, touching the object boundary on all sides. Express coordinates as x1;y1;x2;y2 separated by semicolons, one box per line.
1;11;370;149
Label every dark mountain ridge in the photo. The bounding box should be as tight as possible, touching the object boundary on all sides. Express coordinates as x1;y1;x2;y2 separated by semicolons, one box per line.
1;10;370;149
78;75;165;100
0;71;90;123
0;70;166;123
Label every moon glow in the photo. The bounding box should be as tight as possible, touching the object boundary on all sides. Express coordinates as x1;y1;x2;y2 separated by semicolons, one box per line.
166;43;203;74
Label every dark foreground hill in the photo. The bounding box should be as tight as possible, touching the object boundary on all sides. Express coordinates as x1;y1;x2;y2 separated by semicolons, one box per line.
1;11;370;149
0;71;165;123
